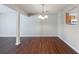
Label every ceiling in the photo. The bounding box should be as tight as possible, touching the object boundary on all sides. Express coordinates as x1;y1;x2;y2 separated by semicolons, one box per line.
18;4;67;13
0;5;16;13
17;4;69;14
0;4;70;15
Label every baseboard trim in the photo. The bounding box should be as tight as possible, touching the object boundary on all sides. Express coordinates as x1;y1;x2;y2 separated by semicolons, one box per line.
58;35;79;53
0;35;16;37
20;35;57;37
0;35;57;37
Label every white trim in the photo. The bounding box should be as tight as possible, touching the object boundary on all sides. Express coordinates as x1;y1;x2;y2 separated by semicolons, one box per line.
20;35;57;37
0;35;57;37
16;42;21;45
16;12;20;45
58;35;79;53
0;35;16;37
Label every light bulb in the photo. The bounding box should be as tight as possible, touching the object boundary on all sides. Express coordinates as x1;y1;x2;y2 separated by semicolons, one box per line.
44;15;48;19
38;15;45;20
41;16;45;20
38;15;42;19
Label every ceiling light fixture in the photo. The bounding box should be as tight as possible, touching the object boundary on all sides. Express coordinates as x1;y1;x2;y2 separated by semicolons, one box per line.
38;4;48;20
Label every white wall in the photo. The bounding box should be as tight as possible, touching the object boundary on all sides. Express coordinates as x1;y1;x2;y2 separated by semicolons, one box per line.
0;13;17;37
58;5;79;53
41;15;57;36
0;13;58;37
20;14;58;36
57;12;64;37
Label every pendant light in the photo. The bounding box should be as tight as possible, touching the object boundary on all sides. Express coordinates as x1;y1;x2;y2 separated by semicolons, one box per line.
38;4;48;20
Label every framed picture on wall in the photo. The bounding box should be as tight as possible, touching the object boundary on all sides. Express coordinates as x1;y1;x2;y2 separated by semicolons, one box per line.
65;12;77;25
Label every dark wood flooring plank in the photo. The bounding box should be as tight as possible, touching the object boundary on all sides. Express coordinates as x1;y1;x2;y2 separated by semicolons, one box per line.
0;37;77;54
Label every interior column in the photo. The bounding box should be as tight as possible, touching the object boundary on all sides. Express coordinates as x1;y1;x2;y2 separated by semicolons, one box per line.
16;12;20;45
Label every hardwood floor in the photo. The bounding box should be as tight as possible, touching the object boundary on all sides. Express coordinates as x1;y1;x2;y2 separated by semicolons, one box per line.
0;37;77;54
